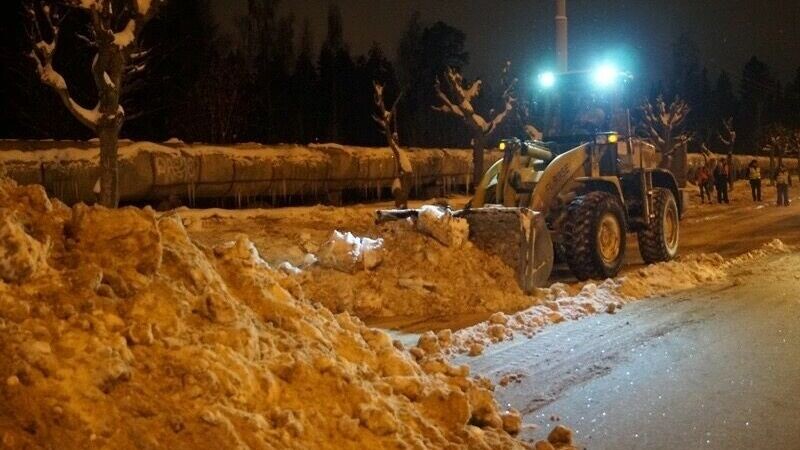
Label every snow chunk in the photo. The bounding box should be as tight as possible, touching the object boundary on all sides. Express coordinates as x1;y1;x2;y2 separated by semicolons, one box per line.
416;206;469;247
317;231;383;273
0;210;48;283
114;20;137;48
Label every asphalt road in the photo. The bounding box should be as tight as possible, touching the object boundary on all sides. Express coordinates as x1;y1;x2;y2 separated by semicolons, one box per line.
464;252;800;449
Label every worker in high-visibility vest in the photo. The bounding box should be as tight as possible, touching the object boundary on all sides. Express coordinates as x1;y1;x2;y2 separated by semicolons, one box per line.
747;160;762;202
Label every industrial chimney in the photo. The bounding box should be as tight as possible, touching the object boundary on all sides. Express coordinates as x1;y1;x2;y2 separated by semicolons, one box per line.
555;0;568;72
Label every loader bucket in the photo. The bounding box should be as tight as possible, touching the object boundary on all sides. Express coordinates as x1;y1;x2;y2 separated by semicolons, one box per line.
460;208;553;293
376;207;554;293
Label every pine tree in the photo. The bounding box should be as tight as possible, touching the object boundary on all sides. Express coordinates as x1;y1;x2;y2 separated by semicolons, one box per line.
739;57;777;152
291;19;317;143
124;0;217;142
318;4;354;143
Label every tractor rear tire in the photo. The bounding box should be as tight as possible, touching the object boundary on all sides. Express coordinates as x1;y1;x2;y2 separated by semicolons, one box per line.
563;191;627;281
638;188;680;264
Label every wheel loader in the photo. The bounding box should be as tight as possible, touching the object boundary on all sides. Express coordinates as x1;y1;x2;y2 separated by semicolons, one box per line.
377;69;684;293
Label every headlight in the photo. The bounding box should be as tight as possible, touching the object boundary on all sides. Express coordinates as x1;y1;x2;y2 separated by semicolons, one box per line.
593;64;619;88
499;142;506;151
595;133;619;145
538;71;556;89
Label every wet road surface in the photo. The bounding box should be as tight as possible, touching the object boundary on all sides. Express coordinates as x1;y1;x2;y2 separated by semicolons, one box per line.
464;252;800;449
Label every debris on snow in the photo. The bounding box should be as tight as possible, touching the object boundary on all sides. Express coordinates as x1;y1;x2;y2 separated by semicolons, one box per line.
0;178;526;449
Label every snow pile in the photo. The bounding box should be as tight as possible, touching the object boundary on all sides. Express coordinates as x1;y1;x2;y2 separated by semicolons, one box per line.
0;179;525;449
723;238;791;267
447;244;789;355
317;231;384;273
300;218;533;318
416;206;469;248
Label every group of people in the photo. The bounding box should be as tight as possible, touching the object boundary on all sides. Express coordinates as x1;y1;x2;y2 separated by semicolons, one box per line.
695;158;792;207
695;158;732;204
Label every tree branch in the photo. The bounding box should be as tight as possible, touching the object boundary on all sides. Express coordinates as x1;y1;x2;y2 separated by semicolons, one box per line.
27;1;99;130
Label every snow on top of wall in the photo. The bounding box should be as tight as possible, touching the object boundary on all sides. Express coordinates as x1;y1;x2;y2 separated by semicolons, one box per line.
0;141;483;170
0;142;365;165
0;141;179;164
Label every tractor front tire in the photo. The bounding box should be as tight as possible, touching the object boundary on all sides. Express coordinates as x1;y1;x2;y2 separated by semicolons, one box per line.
638;188;680;264
563;191;627;281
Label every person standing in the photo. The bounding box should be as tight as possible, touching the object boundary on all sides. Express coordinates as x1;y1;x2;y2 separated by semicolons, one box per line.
776;164;791;207
714;159;730;204
747;160;762;202
696;162;713;204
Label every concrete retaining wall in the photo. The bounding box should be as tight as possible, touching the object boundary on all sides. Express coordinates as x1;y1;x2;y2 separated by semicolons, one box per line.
0;141;498;206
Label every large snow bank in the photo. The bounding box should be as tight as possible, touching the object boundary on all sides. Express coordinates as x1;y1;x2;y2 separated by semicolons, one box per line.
0;179;524;449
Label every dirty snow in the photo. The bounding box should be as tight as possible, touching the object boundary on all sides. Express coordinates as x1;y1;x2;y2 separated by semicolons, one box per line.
0;178;526;449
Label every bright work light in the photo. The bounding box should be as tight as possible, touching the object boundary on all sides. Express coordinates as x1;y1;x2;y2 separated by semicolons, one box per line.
592;64;619;88
538;71;556;89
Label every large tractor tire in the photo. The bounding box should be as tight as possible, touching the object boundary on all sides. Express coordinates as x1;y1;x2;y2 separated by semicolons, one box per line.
638;188;680;264
563;191;627;281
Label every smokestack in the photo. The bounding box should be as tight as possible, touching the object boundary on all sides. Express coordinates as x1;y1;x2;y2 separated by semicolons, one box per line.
555;0;568;73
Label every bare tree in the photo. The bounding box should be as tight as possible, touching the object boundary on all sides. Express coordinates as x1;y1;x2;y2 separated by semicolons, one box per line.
514;100;543;142
433;63;516;188
640;96;692;170
26;0;162;207
373;82;412;208
718;117;737;187
763;125;800;185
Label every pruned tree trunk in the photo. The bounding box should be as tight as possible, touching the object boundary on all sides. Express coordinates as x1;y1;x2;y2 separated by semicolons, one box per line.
641;96;691;179
471;133;488;190
26;0;161;208
433;64;516;190
718;118;737;188
373;82;412;208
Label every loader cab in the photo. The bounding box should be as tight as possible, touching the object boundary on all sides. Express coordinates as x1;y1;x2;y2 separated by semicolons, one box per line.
534;68;633;152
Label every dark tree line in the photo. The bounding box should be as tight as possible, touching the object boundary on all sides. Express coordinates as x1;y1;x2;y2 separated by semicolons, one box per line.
650;32;800;153
1;2;800;154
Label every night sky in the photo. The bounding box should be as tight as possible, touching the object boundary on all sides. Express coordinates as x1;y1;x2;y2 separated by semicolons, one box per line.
212;0;800;86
